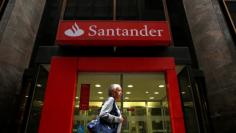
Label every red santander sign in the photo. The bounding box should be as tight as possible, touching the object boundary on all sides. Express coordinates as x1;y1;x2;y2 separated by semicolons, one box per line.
56;21;171;46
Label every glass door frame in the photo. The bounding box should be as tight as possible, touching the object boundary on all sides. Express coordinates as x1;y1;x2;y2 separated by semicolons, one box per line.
38;57;185;133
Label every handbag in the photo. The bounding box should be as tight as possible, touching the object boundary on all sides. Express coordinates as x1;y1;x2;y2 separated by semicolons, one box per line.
87;117;115;133
87;117;99;132
87;99;118;133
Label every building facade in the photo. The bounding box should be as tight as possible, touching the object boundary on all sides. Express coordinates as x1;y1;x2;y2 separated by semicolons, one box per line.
0;0;235;133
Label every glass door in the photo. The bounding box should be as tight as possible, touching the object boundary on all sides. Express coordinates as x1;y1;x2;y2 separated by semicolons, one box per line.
73;73;121;133
73;72;171;133
178;66;211;133
122;73;170;133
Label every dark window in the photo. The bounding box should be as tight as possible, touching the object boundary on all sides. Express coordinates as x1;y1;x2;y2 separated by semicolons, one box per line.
64;0;113;20
34;0;62;45
64;0;165;20
0;0;9;20
116;0;139;20
145;0;161;10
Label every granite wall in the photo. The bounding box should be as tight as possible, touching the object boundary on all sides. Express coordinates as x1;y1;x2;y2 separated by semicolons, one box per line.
0;0;46;132
183;0;236;132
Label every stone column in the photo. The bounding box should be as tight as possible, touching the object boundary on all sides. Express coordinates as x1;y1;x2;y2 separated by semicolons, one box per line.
0;0;46;132
183;0;236;132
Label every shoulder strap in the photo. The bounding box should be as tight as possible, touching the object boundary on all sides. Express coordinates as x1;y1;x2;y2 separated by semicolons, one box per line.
97;97;115;115
110;100;119;116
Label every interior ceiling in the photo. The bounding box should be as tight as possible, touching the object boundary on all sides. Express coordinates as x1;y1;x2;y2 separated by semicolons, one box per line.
77;73;166;101
42;64;185;101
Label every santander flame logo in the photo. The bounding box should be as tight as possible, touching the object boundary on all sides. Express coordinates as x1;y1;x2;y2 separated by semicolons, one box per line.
64;22;84;37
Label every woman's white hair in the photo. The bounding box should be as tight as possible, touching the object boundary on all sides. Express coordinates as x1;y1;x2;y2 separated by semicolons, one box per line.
108;84;121;96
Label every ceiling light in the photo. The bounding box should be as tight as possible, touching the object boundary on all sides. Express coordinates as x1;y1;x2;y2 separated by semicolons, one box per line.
95;84;101;87
149;97;154;100
36;84;42;88
126;92;131;94
125;97;129;100
25;96;28;98
127;85;134;88
158;85;165;88
154;92;159;94
145;91;149;94
99;97;104;99
75;96;79;99
97;91;103;94
181;91;186;94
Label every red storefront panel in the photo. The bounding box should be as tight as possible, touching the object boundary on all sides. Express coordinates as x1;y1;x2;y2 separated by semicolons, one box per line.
38;57;77;133
38;57;185;133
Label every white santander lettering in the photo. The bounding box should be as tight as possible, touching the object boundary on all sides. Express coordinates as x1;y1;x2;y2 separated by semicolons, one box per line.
88;25;164;37
140;25;148;36
122;29;129;36
107;29;115;36
157;29;164;36
130;29;138;36
116;28;121;36
97;29;105;36
149;29;157;36
88;25;97;36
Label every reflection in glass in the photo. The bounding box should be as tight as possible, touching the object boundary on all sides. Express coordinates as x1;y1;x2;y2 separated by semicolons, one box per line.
25;66;48;133
178;67;199;133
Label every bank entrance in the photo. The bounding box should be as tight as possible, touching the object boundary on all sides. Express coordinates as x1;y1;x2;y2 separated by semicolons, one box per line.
38;57;185;133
